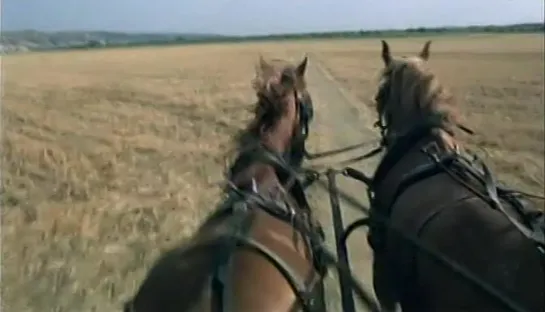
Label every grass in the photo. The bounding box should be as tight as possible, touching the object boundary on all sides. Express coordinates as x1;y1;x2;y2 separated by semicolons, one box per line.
2;34;544;312
2;43;277;312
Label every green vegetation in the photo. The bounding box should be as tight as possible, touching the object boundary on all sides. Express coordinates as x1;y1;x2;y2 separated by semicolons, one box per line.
228;22;544;41
1;23;543;53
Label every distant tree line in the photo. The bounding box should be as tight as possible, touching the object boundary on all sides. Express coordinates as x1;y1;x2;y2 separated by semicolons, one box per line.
80;23;543;50
5;23;543;53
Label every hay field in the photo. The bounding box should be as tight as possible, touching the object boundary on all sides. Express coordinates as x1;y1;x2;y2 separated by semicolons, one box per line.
2;33;544;312
2;43;288;312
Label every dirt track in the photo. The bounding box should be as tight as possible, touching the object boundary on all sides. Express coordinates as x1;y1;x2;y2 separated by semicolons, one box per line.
303;57;382;311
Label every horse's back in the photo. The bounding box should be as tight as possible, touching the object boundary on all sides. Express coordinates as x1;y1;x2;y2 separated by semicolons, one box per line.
126;241;218;312
226;208;317;311
392;177;545;312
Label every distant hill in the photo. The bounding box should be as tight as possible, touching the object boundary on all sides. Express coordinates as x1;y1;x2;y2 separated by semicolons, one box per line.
0;30;227;53
1;23;543;54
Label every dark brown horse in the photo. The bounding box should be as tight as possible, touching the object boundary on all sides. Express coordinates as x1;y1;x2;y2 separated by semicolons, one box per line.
123;56;328;312
368;40;545;312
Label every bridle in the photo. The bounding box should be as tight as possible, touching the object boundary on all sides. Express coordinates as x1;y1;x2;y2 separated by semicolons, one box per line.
280;88;313;171
297;91;313;140
372;70;408;148
290;90;312;149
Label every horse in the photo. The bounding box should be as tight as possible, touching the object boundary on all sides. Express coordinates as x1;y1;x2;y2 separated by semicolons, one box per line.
366;40;545;312
123;55;329;312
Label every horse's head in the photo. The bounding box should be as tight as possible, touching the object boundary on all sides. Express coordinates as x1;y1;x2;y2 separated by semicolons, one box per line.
229;56;310;180
254;56;314;170
374;40;461;150
250;55;310;154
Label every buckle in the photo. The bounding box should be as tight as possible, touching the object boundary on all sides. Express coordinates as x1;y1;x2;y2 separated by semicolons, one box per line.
421;141;442;162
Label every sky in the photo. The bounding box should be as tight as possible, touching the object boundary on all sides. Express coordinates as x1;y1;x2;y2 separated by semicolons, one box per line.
2;0;544;35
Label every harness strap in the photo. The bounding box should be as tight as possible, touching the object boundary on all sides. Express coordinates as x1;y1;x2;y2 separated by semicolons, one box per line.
419;148;545;249
371;123;434;188
370;148;545;252
231;235;315;310
461;157;545;248
399;150;545;248
208;186;327;311
212;202;255;312
299;98;313;140
369;119;545;251
368;153;453;251
390;154;455;213
366;194;531;312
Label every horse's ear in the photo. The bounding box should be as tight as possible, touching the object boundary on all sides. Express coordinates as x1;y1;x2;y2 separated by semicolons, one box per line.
381;40;392;66
419;41;432;60
295;55;308;77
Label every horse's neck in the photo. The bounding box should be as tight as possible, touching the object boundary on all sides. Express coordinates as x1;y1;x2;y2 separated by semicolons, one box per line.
264;118;294;151
231;161;280;193
230;126;288;188
430;127;459;152
390;101;459;153
390;105;423;136
250;164;284;194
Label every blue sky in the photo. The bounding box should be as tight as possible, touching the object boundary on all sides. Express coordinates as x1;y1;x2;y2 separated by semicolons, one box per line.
2;0;543;35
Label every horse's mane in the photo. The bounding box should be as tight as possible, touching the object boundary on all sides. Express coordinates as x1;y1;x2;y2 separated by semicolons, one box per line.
379;56;462;134
233;59;305;151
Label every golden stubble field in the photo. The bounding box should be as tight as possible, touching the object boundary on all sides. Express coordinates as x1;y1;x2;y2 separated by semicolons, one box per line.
2;34;543;312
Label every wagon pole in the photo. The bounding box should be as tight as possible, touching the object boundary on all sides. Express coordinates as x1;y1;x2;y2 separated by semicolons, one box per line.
326;169;357;312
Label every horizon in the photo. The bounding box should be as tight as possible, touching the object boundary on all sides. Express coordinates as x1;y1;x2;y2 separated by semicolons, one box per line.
4;21;543;36
3;0;543;36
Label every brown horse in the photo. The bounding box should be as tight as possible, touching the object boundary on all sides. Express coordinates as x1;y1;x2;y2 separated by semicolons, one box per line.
123;55;329;312
367;40;545;312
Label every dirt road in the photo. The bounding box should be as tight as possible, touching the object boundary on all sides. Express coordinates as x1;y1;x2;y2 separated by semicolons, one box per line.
303;57;382;311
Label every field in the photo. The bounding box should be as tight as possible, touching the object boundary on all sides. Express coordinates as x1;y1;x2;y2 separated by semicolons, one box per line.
312;34;545;192
2;33;543;312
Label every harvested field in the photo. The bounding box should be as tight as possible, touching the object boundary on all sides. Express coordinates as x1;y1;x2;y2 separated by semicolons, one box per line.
2;33;543;312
